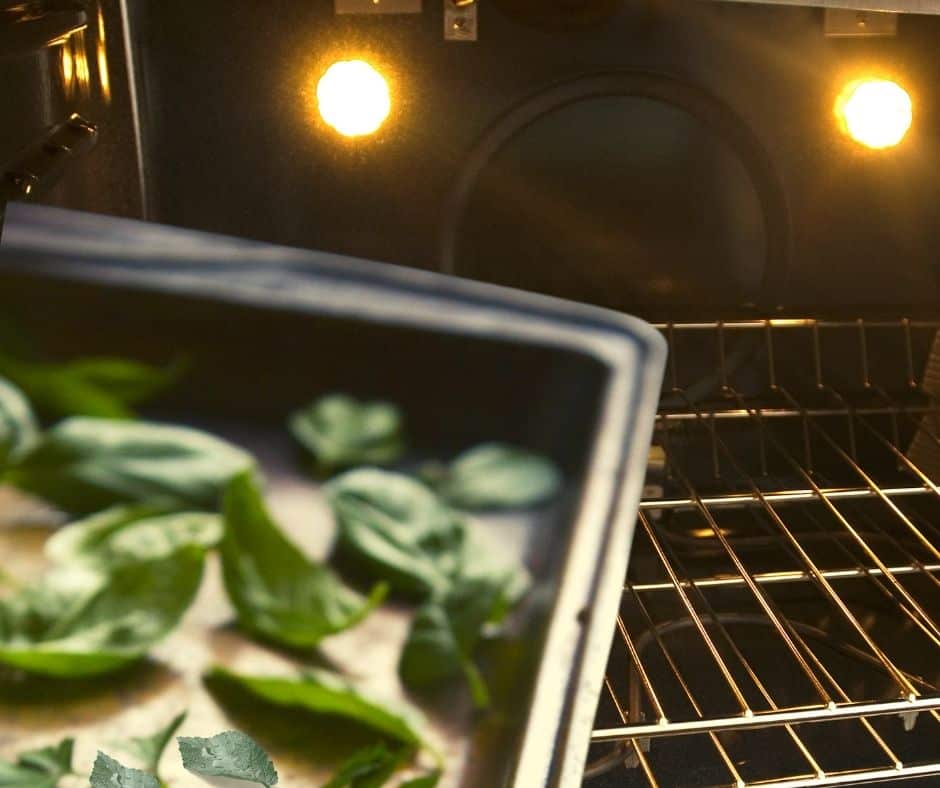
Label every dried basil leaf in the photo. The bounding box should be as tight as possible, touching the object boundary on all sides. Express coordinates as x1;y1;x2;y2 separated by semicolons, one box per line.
178;730;278;787
399;572;522;709
289;394;404;471
0;352;185;421
89;752;159;788
0;737;73;788
0;376;37;469
326;469;465;597
207;666;426;748
4;417;254;514
0;546;204;677
322;743;411;788
46;505;221;567
422;443;561;511
220;472;386;648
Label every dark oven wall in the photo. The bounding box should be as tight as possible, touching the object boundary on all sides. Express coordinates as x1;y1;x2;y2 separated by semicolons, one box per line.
129;0;940;316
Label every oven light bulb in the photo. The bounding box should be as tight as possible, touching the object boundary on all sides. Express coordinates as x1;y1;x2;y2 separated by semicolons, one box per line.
317;60;390;138
836;79;912;149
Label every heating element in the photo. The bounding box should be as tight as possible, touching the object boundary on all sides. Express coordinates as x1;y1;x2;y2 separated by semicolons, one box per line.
587;319;940;787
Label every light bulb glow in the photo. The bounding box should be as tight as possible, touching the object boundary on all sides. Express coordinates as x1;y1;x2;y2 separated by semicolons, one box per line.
317;60;390;138
836;79;912;149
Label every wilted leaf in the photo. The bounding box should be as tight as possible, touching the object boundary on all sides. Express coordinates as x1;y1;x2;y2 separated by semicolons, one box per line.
89;752;159;788
4;417;254;514
0;376;37;469
289;394;404;471
0;352;185;421
0;547;204;677
46;505;221;567
220;472;385;648
206;666;426;748
178;730;277;787
0;737;73;788
326;469;465;597
422;443;560;510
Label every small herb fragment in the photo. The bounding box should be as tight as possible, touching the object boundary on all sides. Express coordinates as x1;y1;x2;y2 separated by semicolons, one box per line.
0;352;185;420
46;505;221;567
326;469;465;597
4;417;254;514
322;743;410;788
220;472;386;648
113;710;187;779
0;737;73;788
289;394;404;472
89;752;160;788
178;730;278;787
0;547;204;677
0;376;37;469
422;443;561;511
206;666;426;749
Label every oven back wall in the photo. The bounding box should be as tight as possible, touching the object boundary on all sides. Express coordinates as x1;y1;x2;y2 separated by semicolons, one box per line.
130;0;940;313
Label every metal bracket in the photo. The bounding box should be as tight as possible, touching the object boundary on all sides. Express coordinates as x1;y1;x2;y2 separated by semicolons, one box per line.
0;113;98;239
0;0;87;58
444;0;477;41
824;8;898;36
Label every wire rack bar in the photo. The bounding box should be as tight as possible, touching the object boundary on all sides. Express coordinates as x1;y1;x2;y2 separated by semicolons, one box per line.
587;317;940;787
640;484;934;511
591;695;940;740
629;561;940;592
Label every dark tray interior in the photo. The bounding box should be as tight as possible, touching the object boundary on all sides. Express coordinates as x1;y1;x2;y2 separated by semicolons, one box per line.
0;269;611;786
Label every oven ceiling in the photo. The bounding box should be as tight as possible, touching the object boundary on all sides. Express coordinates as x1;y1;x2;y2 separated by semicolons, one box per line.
720;0;940;14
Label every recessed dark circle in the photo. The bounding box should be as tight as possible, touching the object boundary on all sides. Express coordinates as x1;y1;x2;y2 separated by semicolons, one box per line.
443;73;788;313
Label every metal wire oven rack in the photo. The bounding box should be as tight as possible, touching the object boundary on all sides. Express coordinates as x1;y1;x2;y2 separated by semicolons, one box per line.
586;319;940;787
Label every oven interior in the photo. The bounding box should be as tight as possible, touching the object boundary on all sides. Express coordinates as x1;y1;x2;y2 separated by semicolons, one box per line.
4;1;940;785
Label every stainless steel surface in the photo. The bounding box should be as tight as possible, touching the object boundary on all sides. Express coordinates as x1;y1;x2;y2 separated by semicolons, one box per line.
444;0;477;41
588;318;940;787
1;112;97;207
0;203;666;788
719;0;940;14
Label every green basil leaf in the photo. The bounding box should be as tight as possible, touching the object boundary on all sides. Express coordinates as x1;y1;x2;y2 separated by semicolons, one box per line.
399;572;522;709
326;469;465;597
0;353;185;421
207;666;426;748
220;472;385;648
399;772;442;788
0;737;73;788
4;417;255;514
178;730;278;787
288;394;404;471
422;443;561;511
0;547;204;677
322;743;411;788
46;505;221;567
113;710;186;777
0;376;38;469
89;752;159;788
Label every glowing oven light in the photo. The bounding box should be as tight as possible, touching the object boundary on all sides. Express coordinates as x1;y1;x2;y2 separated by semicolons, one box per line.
836;79;912;149
317;60;390;138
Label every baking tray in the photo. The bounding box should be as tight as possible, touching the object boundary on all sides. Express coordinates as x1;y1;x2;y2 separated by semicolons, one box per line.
0;203;665;787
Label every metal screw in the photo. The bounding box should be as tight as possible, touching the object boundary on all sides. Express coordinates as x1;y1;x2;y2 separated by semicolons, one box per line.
5;172;40;196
